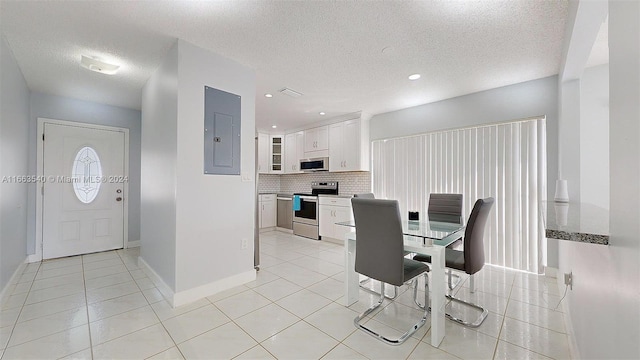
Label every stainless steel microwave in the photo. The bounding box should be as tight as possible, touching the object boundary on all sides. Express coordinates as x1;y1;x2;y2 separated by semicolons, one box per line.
300;157;329;172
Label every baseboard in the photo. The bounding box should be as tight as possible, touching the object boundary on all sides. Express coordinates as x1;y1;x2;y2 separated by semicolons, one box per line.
127;240;141;248
173;269;256;307
138;256;256;308
275;227;293;234
27;253;42;263
137;256;175;306
544;266;558;279
0;257;29;304
321;236;343;245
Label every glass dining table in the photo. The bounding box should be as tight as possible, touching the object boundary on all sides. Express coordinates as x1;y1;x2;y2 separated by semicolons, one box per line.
336;219;465;347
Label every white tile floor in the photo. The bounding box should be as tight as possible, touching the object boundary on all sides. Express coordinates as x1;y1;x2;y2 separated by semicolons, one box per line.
0;231;572;359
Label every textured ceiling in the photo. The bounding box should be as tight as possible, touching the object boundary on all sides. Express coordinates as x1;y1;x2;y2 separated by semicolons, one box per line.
1;0;569;133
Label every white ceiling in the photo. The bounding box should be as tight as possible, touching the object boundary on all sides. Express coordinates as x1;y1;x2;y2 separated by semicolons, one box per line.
1;0;570;133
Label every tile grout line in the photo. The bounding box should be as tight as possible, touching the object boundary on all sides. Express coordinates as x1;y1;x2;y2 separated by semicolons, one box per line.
117;249;183;360
0;261;41;359
490;272;513;359
81;254;96;360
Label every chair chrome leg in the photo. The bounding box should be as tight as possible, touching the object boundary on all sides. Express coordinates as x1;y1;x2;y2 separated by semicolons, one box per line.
447;270;462;291
412;275;487;328
360;279;398;299
355;279;429;346
444;294;488;327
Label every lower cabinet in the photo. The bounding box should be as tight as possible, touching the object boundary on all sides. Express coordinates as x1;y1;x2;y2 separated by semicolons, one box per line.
319;197;353;241
259;194;276;229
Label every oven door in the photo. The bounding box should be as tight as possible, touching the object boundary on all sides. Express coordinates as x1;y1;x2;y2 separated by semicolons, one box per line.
293;196;318;225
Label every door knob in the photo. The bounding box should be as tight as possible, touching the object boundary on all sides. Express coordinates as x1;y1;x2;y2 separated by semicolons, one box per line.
116;197;123;202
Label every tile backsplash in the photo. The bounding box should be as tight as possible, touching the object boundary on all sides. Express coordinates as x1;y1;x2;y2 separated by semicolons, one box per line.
257;174;281;193
258;171;371;195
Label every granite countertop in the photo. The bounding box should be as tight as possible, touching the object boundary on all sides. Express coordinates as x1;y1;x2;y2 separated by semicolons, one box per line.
542;201;609;245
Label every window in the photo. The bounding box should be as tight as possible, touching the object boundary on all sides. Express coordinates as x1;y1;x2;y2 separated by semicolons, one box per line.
372;118;547;273
72;146;102;204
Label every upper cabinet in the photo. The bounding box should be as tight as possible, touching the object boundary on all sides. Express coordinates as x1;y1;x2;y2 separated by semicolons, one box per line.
270;135;283;173
304;125;329;158
329;117;370;172
284;131;304;173
257;133;284;174
257;133;270;174
258;112;370;174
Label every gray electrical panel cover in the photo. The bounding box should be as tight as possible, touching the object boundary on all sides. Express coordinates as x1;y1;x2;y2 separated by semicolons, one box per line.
204;86;241;175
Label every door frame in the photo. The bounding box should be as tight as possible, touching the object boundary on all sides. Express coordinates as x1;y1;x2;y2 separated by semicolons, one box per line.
33;118;130;262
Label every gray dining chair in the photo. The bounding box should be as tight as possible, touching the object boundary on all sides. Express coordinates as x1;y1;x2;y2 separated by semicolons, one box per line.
414;193;464;290
351;198;430;345
414;197;494;327
427;193;464;224
353;192;399;299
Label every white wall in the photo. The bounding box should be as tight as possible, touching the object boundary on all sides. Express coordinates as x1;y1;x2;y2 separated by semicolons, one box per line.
0;35;30;289
370;75;560;267
28;92;142;253
140;42;179;290
579;64;609;209
558;79;581;202
140;40;257;301
174;40;256;292
557;1;640;358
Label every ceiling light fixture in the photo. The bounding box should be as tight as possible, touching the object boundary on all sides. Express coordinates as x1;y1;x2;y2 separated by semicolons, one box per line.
265;93;273;98
408;74;421;80
319;112;326;115
272;125;277;129
80;55;120;75
279;87;303;98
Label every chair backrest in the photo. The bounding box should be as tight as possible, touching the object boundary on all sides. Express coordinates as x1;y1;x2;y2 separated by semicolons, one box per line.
353;193;375;199
428;193;463;224
463;197;494;275
351;198;405;286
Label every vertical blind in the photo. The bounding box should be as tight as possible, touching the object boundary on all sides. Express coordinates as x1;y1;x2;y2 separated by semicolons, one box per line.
372;118;547;273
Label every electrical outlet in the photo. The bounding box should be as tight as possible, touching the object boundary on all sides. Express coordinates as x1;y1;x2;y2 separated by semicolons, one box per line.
241;238;248;250
564;272;573;290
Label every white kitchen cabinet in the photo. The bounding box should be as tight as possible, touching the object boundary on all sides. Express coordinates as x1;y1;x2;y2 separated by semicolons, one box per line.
319;197;354;241
259;194;276;229
284;131;304;173
328;118;370;172
304;125;329;158
270;135;283;173
257;133;270;174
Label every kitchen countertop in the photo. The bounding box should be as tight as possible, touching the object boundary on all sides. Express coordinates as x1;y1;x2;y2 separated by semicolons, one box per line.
542;201;609;245
318;194;353;198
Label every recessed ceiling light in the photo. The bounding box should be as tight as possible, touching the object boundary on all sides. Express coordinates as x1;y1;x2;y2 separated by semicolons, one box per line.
264;93;273;98
408;74;421;80
80;55;120;75
271;125;277;129
319;112;326;115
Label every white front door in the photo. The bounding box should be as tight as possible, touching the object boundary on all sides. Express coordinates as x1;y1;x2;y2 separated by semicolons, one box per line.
43;123;126;259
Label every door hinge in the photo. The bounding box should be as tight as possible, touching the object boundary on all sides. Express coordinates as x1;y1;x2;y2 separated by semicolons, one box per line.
42;133;45;141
